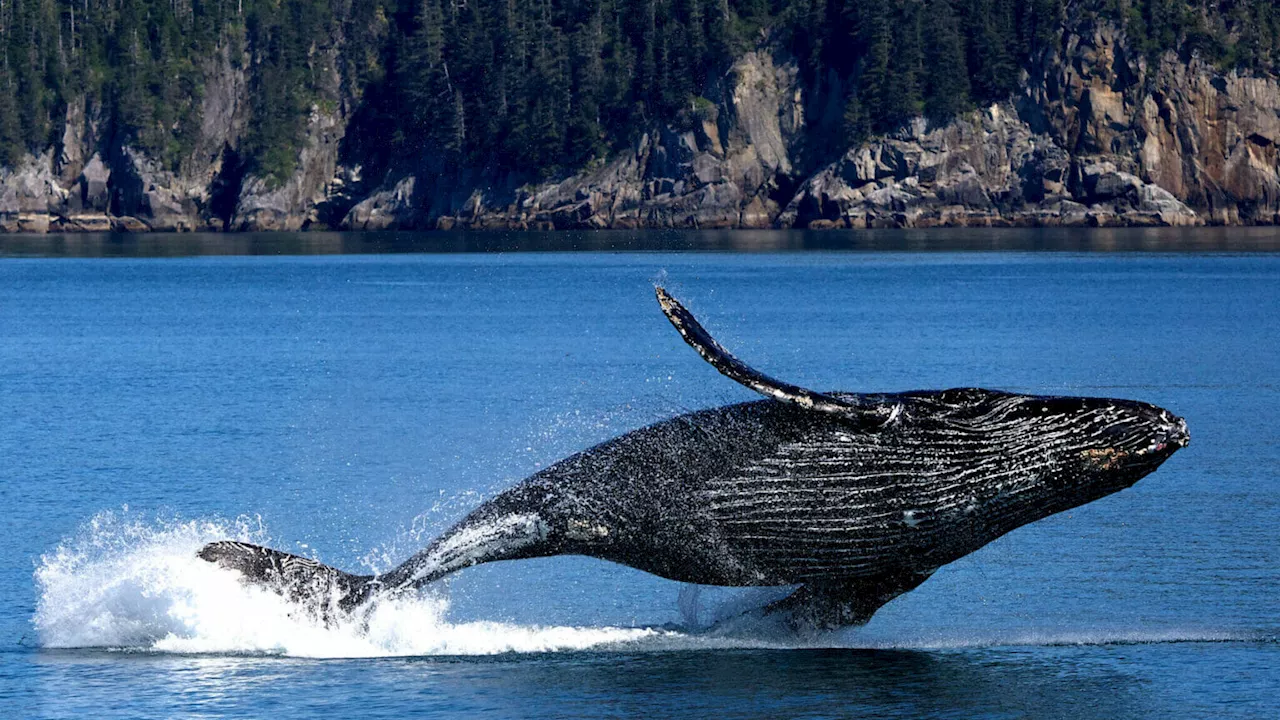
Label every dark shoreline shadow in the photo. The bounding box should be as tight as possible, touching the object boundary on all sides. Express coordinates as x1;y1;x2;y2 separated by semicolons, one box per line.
4;226;1280;257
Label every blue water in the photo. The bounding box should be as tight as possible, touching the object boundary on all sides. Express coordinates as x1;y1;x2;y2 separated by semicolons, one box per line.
2;243;1277;717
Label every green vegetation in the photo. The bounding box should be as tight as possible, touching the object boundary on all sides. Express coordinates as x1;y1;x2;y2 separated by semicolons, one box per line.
1;0;1279;182
0;0;342;183
1110;0;1280;68
240;0;338;186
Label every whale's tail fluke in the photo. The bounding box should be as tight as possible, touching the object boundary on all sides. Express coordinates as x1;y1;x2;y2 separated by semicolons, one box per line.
198;541;379;616
198;509;555;619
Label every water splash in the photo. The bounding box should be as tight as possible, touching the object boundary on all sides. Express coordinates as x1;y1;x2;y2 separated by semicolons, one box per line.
33;511;666;658
33;511;1265;658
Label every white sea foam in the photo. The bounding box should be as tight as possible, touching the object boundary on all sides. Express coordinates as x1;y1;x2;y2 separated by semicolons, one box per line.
33;511;667;658
33;511;1263;658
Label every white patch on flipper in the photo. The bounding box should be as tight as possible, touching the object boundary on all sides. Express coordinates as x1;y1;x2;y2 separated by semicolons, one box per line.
410;513;548;583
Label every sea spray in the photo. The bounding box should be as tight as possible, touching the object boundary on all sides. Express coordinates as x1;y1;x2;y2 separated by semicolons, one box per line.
33;510;668;658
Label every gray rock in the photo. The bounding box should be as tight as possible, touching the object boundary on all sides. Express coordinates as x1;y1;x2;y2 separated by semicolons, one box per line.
344;176;419;230
781;97;1198;229
79;155;111;211
1080;162;1142;201
234;100;346;231
692;154;723;185
0;184;17;216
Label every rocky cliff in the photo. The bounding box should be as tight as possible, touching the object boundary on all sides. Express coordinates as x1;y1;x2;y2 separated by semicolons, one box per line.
5;18;1280;232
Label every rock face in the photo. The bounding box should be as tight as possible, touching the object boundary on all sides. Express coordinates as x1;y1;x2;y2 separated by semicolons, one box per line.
344;176;419;231
233;105;346;231
345;51;806;230
4;17;1280;232
1;151;62;232
1;46;252;234
1024;22;1280;225
778;106;1198;229
0;37;337;234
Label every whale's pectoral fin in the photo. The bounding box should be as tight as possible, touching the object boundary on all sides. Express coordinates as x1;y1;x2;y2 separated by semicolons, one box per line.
764;570;933;630
655;287;896;426
198;541;378;615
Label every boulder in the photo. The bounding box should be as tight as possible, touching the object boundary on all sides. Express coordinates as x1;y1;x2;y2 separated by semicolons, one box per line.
79;155;111;211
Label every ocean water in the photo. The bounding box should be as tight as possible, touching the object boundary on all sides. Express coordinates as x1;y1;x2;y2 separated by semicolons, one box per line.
2;233;1277;717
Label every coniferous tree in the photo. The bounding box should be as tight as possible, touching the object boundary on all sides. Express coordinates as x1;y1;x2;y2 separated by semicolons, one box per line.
854;2;892;134
885;3;924;124
923;0;971;121
567;12;607;166
401;0;455;153
0;62;23;166
959;0;1019;103
2;0;1280;181
843;93;871;146
1019;0;1062;56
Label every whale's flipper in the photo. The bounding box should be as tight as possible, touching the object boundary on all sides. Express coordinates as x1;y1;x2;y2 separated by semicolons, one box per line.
763;570;933;630
198;541;378;616
656;287;896;424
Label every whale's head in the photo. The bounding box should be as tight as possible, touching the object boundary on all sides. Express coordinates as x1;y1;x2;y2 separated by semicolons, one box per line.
918;388;1189;512
1062;397;1190;484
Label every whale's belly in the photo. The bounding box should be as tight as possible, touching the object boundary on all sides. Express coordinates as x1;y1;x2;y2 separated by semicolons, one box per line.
692;425;1058;585
548;400;1059;588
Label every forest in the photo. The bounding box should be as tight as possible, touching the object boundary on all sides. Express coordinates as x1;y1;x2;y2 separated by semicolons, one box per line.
1;0;1278;184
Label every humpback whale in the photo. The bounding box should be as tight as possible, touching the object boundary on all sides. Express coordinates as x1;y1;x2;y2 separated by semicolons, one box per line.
199;287;1189;628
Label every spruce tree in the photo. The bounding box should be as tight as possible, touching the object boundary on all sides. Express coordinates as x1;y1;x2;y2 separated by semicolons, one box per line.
401;0;456;153
2;0;1279;182
843;93;871;146
923;0;971;121
567;13;607;167
0;62;23;166
885;2;924;125
855;1;892;133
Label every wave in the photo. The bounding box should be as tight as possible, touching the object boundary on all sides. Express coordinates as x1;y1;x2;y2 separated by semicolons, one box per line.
33;511;1270;659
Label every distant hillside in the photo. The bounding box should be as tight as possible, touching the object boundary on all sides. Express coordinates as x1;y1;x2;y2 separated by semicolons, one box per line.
3;1;1280;231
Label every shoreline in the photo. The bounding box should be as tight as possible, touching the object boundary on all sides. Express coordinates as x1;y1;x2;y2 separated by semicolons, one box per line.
5;209;1275;236
5;225;1280;258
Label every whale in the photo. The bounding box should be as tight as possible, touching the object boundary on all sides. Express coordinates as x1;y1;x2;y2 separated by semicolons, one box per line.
199;287;1189;628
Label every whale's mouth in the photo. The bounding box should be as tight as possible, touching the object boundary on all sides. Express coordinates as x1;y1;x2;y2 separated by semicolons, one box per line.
1084;415;1188;473
1115;415;1188;473
1169;416;1190;447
